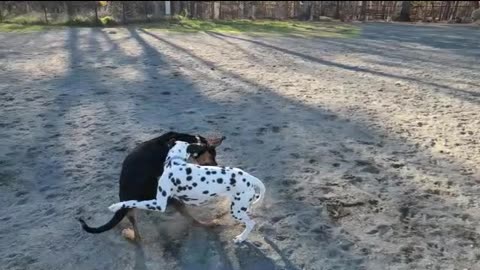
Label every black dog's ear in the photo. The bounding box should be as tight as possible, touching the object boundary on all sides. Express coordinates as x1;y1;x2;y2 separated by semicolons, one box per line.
206;135;226;148
186;144;207;158
167;138;176;148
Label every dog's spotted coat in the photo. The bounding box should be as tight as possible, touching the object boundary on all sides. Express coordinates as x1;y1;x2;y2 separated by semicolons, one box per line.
109;141;266;243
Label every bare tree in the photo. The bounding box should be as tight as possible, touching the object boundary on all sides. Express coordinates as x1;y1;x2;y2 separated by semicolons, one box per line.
213;1;220;19
64;1;74;20
42;3;48;23
94;1;99;24
443;1;452;20
249;1;256;20
382;1;387;20
308;1;315;21
397;1;411;21
0;1;5;22
451;1;460;20
361;1;367;20
122;1;127;24
335;1;341;19
152;1;161;20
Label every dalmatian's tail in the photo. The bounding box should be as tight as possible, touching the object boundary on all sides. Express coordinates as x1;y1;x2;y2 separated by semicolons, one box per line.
251;177;266;206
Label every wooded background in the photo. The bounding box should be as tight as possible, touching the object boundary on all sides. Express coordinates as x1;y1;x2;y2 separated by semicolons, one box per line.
1;1;479;25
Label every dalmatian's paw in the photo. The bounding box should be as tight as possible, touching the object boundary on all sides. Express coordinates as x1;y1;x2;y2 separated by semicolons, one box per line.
108;203;123;212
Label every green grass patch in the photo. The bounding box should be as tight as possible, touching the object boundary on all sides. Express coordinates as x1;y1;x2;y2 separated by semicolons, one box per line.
5;14;46;25
141;18;360;38
0;23;52;32
0;14;108;32
0;16;360;38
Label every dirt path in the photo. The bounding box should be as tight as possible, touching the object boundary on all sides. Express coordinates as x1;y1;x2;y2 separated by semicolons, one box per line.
1;23;479;270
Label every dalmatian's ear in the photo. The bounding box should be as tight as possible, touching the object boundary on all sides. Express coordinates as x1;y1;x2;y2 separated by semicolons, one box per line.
186;144;207;158
166;138;176;149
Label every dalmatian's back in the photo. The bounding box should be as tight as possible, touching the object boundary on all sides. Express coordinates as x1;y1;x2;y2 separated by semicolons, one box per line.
161;164;260;206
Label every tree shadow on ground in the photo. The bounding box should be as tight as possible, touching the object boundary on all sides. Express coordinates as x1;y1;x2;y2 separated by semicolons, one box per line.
205;31;480;104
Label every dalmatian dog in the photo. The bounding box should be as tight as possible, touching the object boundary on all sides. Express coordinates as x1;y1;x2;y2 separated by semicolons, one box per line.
108;140;266;243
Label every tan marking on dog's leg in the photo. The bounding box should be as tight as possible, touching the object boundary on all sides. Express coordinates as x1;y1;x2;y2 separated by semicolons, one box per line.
122;228;135;241
123;209;141;241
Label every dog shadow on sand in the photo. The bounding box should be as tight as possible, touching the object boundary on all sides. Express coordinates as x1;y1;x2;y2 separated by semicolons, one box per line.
130;208;299;270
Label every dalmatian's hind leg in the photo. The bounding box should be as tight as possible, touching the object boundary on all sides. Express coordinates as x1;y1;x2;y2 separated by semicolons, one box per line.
230;200;256;243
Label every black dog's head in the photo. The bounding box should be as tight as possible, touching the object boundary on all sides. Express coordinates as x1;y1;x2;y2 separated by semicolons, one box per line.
167;135;225;166
191;135;225;166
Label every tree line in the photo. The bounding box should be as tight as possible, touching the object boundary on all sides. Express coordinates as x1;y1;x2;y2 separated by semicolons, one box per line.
0;1;479;25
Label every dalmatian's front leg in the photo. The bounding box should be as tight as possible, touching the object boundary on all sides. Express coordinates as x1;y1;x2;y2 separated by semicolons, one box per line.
109;199;166;212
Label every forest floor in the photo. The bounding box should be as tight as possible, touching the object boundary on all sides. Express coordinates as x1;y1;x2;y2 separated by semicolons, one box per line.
1;22;480;270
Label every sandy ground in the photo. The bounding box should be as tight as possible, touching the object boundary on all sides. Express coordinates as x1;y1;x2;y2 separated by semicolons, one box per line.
1;23;480;270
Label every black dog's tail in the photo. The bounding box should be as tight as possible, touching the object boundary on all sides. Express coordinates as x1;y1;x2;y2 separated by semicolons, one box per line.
78;208;128;234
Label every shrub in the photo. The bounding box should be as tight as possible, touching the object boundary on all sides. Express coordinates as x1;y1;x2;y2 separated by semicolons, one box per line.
7;14;45;25
64;16;95;26
472;9;480;22
100;16;117;26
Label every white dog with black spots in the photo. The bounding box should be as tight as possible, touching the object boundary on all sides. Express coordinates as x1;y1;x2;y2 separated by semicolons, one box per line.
108;140;266;243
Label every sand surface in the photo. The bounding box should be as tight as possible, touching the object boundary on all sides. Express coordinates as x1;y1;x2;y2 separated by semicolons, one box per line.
1;23;480;270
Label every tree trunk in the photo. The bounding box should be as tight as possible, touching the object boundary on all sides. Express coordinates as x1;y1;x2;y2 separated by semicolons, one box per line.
392;1;398;18
25;1;31;13
250;2;256;20
65;1;74;20
152;1;161;20
94;3;99;24
443;1;451;20
451;1;459;19
143;1;148;21
239;1;245;19
0;2;4;23
189;1;194;18
430;2;436;21
309;1;315;21
171;1;178;15
286;1;291;18
398;1;411;21
335;1;341;19
43;5;49;24
194;1;198;18
293;1;299;18
382;1;387;19
122;1;127;24
243;2;249;18
438;2;444;20
213;1;220;19
274;1;285;19
165;1;171;16
361;1;367;20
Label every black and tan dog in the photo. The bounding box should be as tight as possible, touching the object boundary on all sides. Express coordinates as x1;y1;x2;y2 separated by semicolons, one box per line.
78;131;225;240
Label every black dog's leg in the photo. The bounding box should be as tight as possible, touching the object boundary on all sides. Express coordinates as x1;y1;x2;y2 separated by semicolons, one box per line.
127;209;142;241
